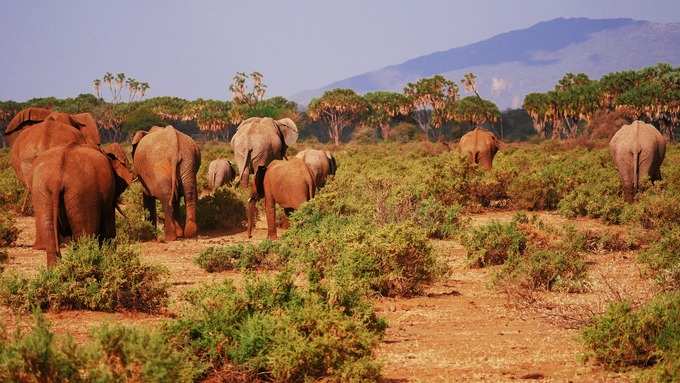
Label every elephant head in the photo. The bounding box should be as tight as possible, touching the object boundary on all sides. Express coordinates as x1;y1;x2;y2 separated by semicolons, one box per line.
5;108;100;147
102;143;135;198
325;151;337;175
274;118;299;147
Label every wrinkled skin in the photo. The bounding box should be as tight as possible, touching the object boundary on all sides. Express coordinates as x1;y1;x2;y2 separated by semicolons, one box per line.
231;117;298;189
132;126;201;241
207;158;235;192
249;158;315;240
609;121;666;202
6;108;102;211
31;143;133;267
295;149;337;189
459;127;500;170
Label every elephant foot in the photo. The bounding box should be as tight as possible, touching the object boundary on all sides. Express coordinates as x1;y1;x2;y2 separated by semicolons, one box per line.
184;222;197;239
33;240;46;250
164;231;177;242
175;225;184;238
46;252;59;268
267;231;278;240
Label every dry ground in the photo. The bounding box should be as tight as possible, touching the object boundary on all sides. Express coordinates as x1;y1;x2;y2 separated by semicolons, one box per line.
1;211;654;382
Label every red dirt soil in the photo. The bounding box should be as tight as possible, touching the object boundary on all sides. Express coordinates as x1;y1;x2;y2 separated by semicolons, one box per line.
2;212;653;382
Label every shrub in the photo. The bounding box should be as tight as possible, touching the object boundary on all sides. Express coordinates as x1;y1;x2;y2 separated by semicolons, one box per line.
0;166;25;211
496;248;589;292
636;191;680;230
638;226;680;291
0;211;19;247
582;292;680;380
196;188;247;231
195;240;287;272
415;198;467;239
0;237;168;312
165;272;385;381
461;221;527;267
116;182;158;241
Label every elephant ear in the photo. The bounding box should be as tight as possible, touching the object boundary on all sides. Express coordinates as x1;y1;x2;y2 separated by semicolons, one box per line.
275;118;299;146
131;130;148;158
70;113;101;145
5;107;52;136
106;152;135;195
255;165;267;199
103;143;130;168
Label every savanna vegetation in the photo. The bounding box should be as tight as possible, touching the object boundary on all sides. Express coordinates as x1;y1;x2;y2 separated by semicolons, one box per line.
2;63;680;381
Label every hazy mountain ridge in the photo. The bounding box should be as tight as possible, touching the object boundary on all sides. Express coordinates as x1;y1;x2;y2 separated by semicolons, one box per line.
292;18;680;109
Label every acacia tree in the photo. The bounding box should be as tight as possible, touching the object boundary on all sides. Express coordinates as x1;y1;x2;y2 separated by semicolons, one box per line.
404;75;459;138
308;89;368;145
363;91;411;139
228;71;269;125
91;72;150;141
453;96;501;129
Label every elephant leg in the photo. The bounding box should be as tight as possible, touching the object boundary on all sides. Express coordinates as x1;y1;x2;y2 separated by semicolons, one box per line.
265;195;277;240
182;173;198;239
143;194;157;229
21;190;32;216
162;199;177;242
172;198;184;238
33;191;60;268
101;206;116;242
247;199;257;238
281;208;294;229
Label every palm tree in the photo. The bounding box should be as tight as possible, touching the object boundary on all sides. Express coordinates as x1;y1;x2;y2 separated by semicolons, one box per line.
92;79;102;99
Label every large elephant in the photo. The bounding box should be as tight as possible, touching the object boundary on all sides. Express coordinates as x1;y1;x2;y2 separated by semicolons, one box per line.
132;125;201;241
609;121;666;202
31;143;133;267
6;108;101;210
231;117;298;189
207;158;235;192
249;158;315;240
459;127;500;170
295;149;337;189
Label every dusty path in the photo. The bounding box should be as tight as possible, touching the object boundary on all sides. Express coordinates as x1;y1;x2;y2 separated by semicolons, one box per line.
2;212;647;382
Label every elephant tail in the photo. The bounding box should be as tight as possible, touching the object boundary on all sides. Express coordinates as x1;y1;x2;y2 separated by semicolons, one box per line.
633;150;640;192
239;149;253;189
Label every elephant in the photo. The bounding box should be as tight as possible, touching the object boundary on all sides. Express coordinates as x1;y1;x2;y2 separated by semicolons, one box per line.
609;120;666;202
459;127;500;170
31;143;134;267
207;158;235;192
132;125;201;241
6;108;102;212
230;117;298;189
249;158;315;240
294;149;337;189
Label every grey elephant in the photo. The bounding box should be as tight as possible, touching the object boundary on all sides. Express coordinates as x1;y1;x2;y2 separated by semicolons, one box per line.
230;117;298;189
459;127;500;170
207;158;235;192
132;125;201;241
609;121;666;202
295;149;337;189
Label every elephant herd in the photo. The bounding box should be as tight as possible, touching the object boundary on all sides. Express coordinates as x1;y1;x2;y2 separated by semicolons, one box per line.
3;110;337;267
2;106;666;267
460;122;667;204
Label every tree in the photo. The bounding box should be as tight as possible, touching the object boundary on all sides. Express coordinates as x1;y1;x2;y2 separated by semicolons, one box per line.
403;75;459;138
363;91;411;139
308;89;368;145
453;96;500;129
461;72;481;98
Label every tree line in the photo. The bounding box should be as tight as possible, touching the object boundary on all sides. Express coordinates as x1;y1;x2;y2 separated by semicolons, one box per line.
523;63;680;140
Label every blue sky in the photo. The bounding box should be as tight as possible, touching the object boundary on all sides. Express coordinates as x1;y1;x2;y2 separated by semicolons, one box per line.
1;0;679;102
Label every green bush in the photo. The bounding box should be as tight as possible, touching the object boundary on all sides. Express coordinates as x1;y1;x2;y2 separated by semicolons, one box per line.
196;187;247;231
0;312;203;382
415;198;467;239
165;272;385;381
195;240;287;272
496;248;589;292
0;211;19;247
0;237;168;312
116;182;158;241
582;292;680;380
638;226;680;291
462;221;527;267
0;166;25;211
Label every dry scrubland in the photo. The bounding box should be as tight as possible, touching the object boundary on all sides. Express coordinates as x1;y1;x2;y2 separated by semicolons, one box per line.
0;140;679;382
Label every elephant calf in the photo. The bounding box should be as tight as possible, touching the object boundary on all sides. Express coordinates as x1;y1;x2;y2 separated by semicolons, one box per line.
31;143;133;267
459;127;500;170
295;149;337;189
249;158;315;240
610;121;666;202
207;158;235;192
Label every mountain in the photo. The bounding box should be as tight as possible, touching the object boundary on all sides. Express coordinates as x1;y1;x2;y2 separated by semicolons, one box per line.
292;18;680;109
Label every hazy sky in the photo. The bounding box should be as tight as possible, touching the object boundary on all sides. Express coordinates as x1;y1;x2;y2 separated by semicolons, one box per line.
1;0;679;102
